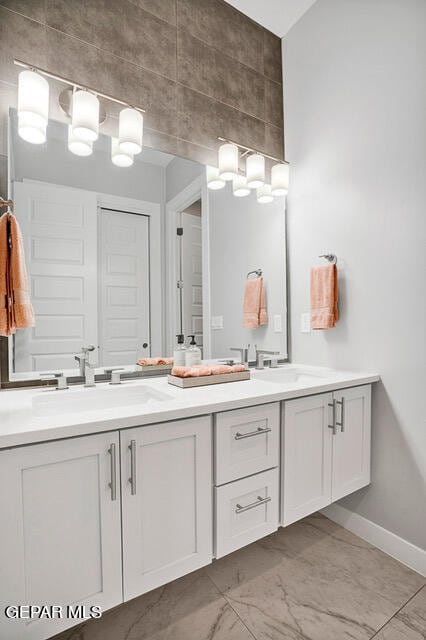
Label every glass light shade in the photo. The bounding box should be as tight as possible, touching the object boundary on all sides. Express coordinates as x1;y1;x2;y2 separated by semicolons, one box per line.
256;183;274;204
206;165;225;190
271;163;289;196
111;137;134;167
68;125;93;156
18;70;49;144
232;174;250;197
118;107;143;155
218;143;239;180
246;154;265;189
72;90;99;142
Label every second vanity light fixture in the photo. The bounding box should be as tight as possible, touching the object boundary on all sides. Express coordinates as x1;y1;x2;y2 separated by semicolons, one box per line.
15;60;145;168
208;138;289;204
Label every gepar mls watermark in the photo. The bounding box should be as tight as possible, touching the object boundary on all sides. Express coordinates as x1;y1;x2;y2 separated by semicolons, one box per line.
4;605;102;620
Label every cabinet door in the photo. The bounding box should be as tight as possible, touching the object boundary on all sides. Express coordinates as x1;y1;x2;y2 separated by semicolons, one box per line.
332;385;371;501
282;393;333;526
0;432;122;640
121;417;212;601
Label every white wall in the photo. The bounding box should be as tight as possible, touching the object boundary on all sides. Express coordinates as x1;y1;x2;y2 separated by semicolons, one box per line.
209;186;287;359
284;0;426;549
11;115;164;203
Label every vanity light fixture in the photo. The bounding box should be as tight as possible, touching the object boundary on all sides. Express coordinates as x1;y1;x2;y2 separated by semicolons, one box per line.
218;143;239;180
271;162;289;196
246;154;265;189
17;70;49;144
206;166;226;190
232;174;250;197
111;137;134;167
118;107;143;155
71;90;100;142
68;125;93;156
256;183;274;204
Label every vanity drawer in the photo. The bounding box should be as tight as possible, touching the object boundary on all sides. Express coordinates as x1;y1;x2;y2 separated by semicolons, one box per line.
214;468;279;558
215;403;280;485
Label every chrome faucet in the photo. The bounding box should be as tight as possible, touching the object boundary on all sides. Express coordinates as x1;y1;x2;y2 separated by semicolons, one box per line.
255;347;280;370
230;345;250;367
84;362;96;387
39;372;69;390
75;345;96;377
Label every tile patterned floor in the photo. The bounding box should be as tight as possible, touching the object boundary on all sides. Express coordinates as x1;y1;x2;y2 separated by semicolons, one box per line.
53;513;425;640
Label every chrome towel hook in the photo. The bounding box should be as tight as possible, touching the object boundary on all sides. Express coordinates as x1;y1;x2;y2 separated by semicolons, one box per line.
319;254;337;264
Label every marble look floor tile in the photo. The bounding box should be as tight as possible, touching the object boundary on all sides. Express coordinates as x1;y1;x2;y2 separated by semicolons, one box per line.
373;586;426;640
206;514;425;640
52;569;254;640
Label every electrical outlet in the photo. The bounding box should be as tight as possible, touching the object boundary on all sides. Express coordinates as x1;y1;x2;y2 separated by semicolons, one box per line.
211;316;223;330
273;314;283;333
301;313;311;333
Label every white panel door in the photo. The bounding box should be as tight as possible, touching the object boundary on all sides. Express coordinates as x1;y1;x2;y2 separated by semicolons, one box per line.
13;181;98;373
332;385;371;501
182;211;203;349
0;432;122;640
99;209;150;366
282;393;333;526
121;417;212;601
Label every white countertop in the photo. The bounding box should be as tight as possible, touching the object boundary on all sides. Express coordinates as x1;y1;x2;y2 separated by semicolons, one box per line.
0;364;379;449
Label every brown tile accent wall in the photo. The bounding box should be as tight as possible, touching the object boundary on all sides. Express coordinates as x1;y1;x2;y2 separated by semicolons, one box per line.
0;0;284;164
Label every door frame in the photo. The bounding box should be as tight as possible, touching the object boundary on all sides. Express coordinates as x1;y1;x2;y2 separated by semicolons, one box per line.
165;175;211;357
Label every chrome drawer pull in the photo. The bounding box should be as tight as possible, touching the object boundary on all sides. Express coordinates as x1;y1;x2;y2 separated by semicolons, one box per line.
328;400;337;435
235;495;271;514
129;440;137;495
234;426;272;440
108;443;117;501
336;397;345;432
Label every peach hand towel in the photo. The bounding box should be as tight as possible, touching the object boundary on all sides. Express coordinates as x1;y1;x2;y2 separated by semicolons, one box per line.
0;213;34;337
138;357;174;366
171;365;211;378
310;264;338;329
243;277;268;329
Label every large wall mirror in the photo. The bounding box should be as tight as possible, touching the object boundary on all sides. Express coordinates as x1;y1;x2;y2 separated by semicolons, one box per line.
5;94;287;382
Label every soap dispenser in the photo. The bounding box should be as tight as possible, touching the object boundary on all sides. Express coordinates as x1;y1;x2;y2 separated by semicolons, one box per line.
174;334;187;366
185;335;201;367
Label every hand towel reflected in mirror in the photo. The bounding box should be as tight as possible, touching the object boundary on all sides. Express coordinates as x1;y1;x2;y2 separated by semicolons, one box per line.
243;277;268;329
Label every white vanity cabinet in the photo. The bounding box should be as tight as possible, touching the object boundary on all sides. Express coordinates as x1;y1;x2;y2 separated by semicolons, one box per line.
120;416;212;600
281;385;371;526
0;432;122;640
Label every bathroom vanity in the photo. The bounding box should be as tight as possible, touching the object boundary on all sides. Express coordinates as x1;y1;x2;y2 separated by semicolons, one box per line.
0;365;378;640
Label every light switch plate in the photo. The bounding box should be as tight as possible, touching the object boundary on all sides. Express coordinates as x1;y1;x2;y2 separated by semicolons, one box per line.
273;314;283;333
301;313;311;333
211;316;223;330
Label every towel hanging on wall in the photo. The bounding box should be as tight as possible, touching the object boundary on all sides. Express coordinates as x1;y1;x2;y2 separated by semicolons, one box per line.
0;206;35;337
310;263;339;330
243;276;268;329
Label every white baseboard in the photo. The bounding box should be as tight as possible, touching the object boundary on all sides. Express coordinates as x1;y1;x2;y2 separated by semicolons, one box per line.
321;503;426;577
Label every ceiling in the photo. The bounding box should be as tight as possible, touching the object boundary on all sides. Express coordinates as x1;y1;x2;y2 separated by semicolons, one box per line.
225;0;317;37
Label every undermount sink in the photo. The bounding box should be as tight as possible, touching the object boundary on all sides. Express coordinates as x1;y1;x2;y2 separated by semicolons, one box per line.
32;383;172;416
252;366;327;385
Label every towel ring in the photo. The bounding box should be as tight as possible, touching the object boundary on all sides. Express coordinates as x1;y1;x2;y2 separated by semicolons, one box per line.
246;268;262;279
319;254;337;265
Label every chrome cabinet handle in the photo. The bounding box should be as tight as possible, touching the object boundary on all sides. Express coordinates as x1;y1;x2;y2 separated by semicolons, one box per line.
235;495;271;514
108;443;117;501
328;400;337;435
129;440;137;495
235;426;272;440
336;397;345;432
